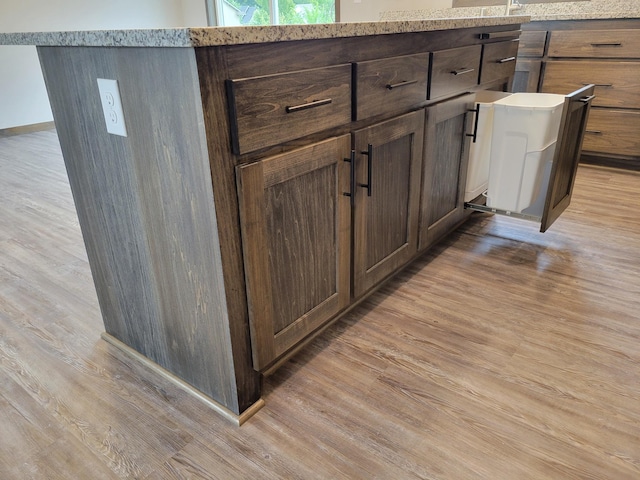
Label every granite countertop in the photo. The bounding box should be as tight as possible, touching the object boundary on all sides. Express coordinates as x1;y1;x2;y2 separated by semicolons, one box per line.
381;0;640;23
0;16;527;48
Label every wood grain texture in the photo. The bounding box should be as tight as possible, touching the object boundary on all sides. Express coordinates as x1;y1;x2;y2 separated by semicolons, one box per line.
37;46;249;413
429;45;482;100
227;64;352;154
420;94;474;250
542;61;640;109
2;129;640;478
517;30;547;58
354;53;429;121
236;136;351;370
547;28;640;58
541;84;594;232
480;39;519;85
352;110;424;298
513;58;542;93
582;108;640;157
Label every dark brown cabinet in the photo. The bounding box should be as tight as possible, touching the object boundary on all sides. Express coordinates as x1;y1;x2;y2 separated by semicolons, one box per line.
352;110;424;298
419;94;474;250
236;136;352;370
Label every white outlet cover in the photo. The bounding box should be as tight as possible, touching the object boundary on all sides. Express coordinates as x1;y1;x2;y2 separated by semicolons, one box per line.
97;78;128;137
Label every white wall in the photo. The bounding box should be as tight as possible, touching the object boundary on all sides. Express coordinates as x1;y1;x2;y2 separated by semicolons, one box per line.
339;0;452;22
0;0;208;130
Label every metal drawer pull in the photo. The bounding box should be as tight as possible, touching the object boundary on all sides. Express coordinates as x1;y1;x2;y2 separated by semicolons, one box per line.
590;42;622;47
343;150;356;206
466;107;480;143
586;130;603;135
386;80;418;90
479;30;521;39
285;98;332;113
360;144;373;197
580;95;596;103
451;68;475;76
497;56;516;64
582;82;613;88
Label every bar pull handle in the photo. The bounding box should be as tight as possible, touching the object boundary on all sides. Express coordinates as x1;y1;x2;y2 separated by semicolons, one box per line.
479;30;521;39
386;80;418;90
497;56;517;64
466;107;480;143
590;42;622;47
451;68;475;76
285;98;332;113
585;130;602;135
359;144;373;197
582;82;613;88
343;150;356;206
580;95;596;103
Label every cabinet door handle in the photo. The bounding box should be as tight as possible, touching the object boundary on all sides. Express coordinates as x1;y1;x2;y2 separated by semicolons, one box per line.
583;82;613;88
580;95;596;103
497;56;516;64
386;80;418;90
451;68;475;76
586;130;602;135
285;98;332;113
343;150;356;206
466;107;480;143
479;30;521;39
359;144;373;197
590;42;622;47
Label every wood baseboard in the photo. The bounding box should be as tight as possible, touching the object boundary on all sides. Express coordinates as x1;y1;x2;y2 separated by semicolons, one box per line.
101;333;265;426
0;121;56;137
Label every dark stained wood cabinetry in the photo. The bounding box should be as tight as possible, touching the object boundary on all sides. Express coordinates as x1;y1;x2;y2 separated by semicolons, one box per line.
32;20;524;419
236;136;352;370
352;111;424;297
420;94;474;250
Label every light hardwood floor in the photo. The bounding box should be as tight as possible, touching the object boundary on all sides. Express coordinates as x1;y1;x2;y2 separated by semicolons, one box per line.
1;129;639;479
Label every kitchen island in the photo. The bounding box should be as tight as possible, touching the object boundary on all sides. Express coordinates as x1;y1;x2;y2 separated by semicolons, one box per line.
0;17;527;423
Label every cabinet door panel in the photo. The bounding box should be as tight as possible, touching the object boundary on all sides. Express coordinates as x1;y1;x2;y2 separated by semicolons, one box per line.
420;94;474;250
353;111;424;298
540;84;595;232
237;136;351;370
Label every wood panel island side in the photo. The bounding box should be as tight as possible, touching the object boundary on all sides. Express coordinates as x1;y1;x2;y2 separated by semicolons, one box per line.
0;18;528;423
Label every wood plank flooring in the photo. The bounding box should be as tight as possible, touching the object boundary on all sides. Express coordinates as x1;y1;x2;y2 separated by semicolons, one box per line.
1;129;639;479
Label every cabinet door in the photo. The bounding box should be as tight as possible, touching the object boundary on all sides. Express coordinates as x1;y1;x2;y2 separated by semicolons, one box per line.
540;84;595;232
420;94;475;250
236;136;352;370
352;111;424;298
512;58;542;93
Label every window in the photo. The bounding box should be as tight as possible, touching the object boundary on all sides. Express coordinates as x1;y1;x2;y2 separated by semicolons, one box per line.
207;0;336;26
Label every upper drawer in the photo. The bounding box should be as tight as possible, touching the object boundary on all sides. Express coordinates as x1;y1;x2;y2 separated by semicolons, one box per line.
227;65;352;154
480;39;519;85
429;45;482;100
548;29;640;58
518;31;547;57
542;61;640;108
353;53;429;121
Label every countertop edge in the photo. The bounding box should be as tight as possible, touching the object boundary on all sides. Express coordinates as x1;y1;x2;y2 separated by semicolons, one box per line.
0;17;527;48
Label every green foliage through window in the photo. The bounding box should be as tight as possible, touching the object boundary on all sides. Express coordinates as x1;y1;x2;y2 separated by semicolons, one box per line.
222;0;335;25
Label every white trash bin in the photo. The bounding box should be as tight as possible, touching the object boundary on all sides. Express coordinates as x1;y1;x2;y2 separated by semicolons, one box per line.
485;93;565;216
464;91;512;202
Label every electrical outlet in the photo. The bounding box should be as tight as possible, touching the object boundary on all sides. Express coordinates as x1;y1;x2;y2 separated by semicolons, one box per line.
97;78;128;137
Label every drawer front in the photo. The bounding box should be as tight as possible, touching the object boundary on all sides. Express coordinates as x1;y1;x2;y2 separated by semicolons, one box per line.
582;109;640;157
542;61;640;108
548;29;640;58
354;53;429;121
518;31;547;57
429;45;482;100
227;64;352;154
480;39;519;85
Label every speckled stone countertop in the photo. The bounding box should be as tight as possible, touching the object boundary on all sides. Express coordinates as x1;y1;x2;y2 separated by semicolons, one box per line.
0;16;527;48
381;0;640;23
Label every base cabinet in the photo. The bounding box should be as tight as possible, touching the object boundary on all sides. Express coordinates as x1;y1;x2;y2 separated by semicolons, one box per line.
352;111;424;298
236;136;352;370
419;94;474;250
